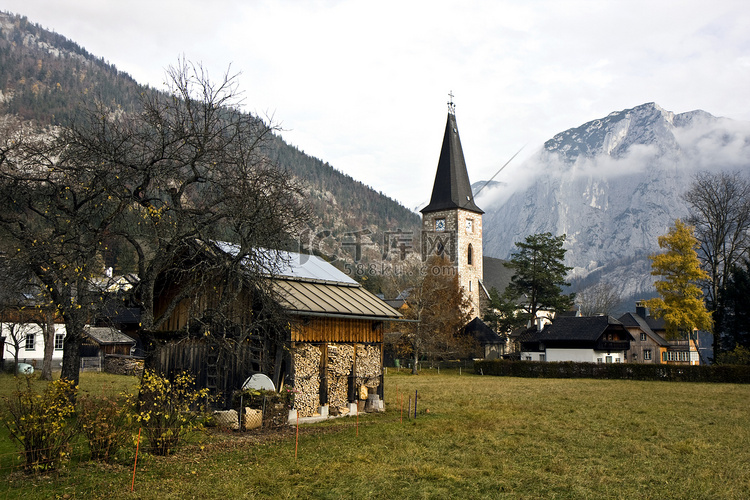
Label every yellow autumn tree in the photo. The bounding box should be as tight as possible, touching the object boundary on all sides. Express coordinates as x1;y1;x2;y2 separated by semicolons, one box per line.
645;220;713;342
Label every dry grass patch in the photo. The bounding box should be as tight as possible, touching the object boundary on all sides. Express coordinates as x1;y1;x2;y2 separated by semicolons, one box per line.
0;370;749;499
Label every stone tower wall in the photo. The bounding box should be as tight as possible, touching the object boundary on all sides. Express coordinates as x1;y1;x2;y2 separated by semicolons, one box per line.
421;209;483;318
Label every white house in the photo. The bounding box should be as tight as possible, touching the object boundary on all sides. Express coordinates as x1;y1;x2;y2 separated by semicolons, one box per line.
519;315;634;363
1;321;67;367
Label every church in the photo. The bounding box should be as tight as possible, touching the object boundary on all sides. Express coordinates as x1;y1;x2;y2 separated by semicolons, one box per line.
420;97;488;319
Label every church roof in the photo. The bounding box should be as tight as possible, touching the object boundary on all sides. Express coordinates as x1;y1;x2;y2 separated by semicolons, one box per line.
421;110;483;215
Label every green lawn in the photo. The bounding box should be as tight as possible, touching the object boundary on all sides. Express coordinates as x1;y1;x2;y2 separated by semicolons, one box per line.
1;370;748;499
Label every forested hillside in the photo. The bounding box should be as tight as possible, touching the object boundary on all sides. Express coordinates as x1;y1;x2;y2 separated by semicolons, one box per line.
0;11;420;278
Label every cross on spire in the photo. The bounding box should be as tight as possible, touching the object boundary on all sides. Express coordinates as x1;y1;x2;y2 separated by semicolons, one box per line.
448;91;455;114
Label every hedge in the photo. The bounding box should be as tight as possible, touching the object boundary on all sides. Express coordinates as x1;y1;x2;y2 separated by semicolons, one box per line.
474;359;750;384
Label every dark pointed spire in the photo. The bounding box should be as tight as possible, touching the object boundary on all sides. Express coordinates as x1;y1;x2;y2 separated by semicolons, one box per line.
421;97;483;215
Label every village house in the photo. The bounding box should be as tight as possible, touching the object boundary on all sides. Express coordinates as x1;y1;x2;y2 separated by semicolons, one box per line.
618;301;701;365
520;315;634;363
1;318;66;369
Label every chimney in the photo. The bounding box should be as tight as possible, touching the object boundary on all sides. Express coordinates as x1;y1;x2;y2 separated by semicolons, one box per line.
536;317;544;331
635;300;648;318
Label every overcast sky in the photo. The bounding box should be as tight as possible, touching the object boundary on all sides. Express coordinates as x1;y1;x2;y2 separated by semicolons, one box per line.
4;1;750;209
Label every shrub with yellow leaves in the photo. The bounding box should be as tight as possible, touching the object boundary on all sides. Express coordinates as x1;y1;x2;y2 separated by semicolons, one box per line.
77;392;135;462
3;377;79;471
136;370;210;455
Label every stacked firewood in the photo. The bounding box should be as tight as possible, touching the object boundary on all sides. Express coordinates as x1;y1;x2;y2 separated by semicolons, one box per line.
327;344;354;414
292;343;322;417
355;344;382;389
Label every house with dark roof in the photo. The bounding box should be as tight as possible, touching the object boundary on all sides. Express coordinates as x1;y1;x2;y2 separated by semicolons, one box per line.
618;301;701;365
461;317;506;359
520;315;634;363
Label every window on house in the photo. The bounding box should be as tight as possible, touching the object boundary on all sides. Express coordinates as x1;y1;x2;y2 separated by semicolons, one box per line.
54;333;65;350
539;354;546;362
666;351;685;362
615;358;621;363
662;352;667;362
644;349;652;360
640;333;647;341
25;333;35;351
597;358;603;364
467;244;473;265
605;356;613;363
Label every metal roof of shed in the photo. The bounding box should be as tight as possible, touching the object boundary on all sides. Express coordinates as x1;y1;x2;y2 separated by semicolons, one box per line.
213;242;398;319
273;279;400;318
214;242;357;284
84;326;136;345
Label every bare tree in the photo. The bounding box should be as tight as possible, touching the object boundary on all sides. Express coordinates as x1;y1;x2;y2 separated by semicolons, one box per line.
387;256;473;373
683;171;750;353
63;59;311;355
2;318;33;373
0;60;311;388
576;282;622;317
0;113;124;387
0;254;56;379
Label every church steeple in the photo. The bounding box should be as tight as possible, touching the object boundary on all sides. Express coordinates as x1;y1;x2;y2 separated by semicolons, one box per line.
420;95;485;319
421;96;483;215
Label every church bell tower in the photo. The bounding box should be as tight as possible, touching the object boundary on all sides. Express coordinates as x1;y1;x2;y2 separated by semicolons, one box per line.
421;95;484;317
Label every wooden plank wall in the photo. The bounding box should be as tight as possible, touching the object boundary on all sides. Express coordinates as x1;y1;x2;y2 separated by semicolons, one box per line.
155;284;254;333
152;340;268;407
291;317;383;343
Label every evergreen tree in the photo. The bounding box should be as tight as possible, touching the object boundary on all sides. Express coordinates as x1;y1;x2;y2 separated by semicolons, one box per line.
503;232;575;323
483;286;526;334
723;259;750;351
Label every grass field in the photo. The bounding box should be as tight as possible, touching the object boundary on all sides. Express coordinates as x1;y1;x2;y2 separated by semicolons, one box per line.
1;369;749;499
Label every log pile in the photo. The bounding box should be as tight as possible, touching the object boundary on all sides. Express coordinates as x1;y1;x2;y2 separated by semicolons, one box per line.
292;343;322;417
327;344;354;415
354;344;382;389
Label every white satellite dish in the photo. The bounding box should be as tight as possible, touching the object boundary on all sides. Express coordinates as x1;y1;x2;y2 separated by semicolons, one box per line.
16;363;34;375
241;373;276;392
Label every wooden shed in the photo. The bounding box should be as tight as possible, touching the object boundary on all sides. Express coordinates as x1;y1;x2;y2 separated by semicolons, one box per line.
80;326;136;356
271;251;401;416
150;243;401;416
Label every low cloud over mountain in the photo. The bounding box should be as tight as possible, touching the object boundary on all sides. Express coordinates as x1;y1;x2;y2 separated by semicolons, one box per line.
477;103;750;302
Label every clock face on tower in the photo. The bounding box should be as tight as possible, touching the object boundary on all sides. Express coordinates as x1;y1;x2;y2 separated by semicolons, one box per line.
435;218;446;231
465;219;473;233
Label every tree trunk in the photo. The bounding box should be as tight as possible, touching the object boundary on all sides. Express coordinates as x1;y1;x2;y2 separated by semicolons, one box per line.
13;347;20;375
40;313;55;381
60;332;82;390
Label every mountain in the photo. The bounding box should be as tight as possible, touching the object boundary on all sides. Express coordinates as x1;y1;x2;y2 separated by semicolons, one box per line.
0;11;420;280
478;102;750;307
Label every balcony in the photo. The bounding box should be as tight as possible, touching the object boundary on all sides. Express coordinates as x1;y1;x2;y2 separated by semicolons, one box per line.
596;340;631;352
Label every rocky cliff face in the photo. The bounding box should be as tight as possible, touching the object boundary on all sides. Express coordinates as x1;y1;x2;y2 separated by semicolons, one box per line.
479;103;750;300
